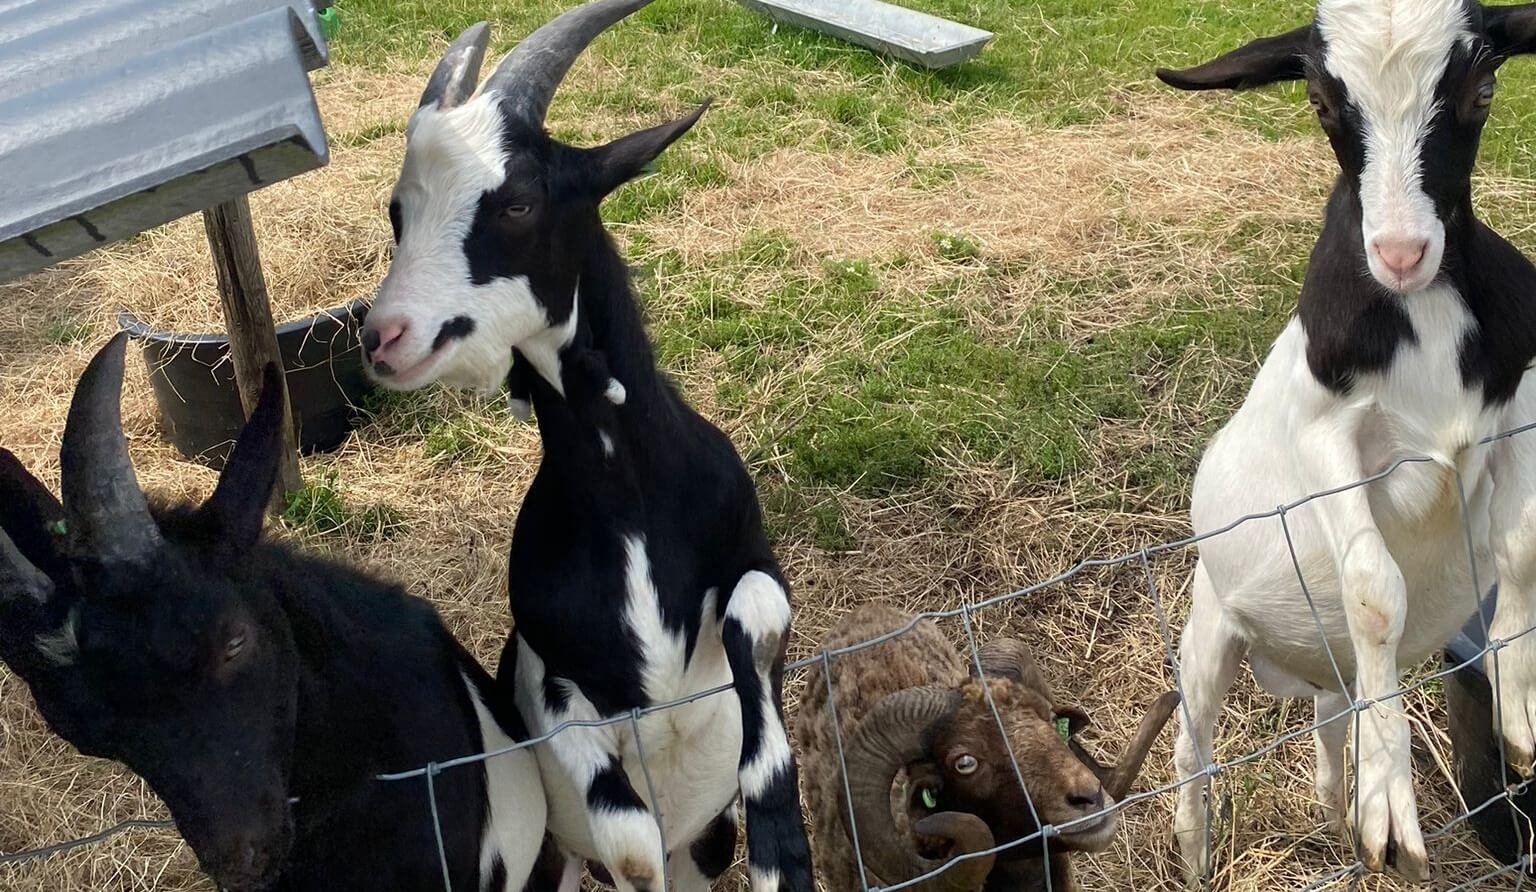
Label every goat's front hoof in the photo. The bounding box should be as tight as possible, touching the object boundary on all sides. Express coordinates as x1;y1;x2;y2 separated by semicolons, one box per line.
1352;804;1428;883
1386;838;1431;885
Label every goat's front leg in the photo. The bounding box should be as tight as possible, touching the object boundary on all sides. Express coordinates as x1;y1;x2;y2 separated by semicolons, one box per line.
1173;560;1246;882
515;639;665;892
1488;396;1536;779
722;569;813;892
1299;414;1424;880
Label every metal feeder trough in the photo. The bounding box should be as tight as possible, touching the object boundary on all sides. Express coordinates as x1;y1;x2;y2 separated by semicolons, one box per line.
736;0;992;69
0;0;330;282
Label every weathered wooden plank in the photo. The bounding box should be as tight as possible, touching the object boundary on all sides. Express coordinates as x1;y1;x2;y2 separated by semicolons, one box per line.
202;195;304;504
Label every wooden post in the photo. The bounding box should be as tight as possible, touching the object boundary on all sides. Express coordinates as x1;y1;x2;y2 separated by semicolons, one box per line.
202;195;303;508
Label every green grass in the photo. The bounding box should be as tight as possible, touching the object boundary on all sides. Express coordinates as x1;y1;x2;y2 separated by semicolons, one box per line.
282;470;405;541
318;0;1536;535
42;316;93;346
328;0;1536;176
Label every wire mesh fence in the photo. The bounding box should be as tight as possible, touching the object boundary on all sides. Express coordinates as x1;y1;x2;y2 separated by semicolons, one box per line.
6;422;1536;889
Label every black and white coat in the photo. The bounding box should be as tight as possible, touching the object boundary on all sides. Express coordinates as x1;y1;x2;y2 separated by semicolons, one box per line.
359;4;813;892
1158;0;1536;881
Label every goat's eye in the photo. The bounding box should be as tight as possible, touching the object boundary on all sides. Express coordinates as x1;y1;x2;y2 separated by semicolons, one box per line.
224;632;247;663
1308;91;1330;117
504;204;532;219
1476;80;1497;109
952;754;979;775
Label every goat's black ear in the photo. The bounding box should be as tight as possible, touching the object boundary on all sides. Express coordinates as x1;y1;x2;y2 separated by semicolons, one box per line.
0;448;67;578
1487;4;1536;59
199;364;287;548
1156;24;1313;91
587;101;710;197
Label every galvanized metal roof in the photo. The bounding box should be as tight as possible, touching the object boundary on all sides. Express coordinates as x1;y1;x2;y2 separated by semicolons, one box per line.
0;0;330;282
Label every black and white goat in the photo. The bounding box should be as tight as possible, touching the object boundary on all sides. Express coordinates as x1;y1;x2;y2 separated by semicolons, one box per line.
1157;0;1536;881
358;3;813;892
0;335;545;891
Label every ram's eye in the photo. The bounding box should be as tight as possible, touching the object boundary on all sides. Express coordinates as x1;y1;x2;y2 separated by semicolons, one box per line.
504;204;532;219
224;632;247;663
1308;91;1330;117
952;754;979;776
1476;80;1497;109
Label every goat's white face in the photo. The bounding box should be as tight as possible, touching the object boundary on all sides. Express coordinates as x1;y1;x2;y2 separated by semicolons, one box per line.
1157;0;1536;298
362;5;709;396
365;94;555;394
1317;0;1474;294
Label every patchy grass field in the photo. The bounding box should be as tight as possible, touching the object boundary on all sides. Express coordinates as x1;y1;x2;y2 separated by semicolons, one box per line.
5;0;1536;889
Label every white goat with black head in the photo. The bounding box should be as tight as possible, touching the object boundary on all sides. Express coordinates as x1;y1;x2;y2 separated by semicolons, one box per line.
1157;0;1536;881
359;3;813;892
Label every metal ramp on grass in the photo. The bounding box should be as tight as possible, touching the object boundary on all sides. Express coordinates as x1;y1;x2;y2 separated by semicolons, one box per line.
736;0;992;69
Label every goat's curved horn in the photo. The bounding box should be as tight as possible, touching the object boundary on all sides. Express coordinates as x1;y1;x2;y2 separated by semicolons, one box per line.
59;334;163;565
482;0;654;128
419;22;491;110
842;687;996;892
1103;690;1181;801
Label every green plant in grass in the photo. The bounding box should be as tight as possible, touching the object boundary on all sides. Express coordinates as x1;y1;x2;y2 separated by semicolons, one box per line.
930;231;983;263
282;470;404;541
43;316;93;346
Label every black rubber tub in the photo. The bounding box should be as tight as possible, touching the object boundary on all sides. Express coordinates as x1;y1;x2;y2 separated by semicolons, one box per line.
1445;585;1536;867
117;299;373;468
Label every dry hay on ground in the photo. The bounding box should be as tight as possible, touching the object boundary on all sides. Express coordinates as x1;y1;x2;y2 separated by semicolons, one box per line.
0;84;1526;891
652;96;1337;328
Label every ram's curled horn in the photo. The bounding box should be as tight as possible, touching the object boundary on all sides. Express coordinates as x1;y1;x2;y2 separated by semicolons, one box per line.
842;687;996;892
970;638;1045;690
483;0;655;128
419;21;492;110
59;333;164;565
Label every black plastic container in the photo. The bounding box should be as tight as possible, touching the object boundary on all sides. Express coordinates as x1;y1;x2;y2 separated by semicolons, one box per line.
1445;585;1536;865
117;299;373;468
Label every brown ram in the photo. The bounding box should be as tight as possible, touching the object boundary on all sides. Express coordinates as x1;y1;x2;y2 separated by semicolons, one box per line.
797;603;1179;892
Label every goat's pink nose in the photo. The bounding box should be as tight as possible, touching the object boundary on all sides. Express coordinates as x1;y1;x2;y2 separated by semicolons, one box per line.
1372;237;1428;281
363;320;408;358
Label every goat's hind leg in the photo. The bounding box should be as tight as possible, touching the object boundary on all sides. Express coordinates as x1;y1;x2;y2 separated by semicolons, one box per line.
1173;559;1247;884
1313;690;1350;835
517;644;665;892
723;569;813;892
667;804;738;892
1490;399;1536;779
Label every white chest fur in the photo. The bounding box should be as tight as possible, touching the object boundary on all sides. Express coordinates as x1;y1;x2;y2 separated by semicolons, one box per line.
1191;285;1514;687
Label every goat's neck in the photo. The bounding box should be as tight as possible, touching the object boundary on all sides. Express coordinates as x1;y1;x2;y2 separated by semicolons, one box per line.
281;579;476;822
523;237;678;469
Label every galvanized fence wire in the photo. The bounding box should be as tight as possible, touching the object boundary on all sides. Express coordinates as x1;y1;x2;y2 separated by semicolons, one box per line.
8;420;1536;889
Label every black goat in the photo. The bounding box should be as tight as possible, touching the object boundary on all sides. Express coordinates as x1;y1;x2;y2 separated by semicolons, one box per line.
0;335;546;891
358;2;814;891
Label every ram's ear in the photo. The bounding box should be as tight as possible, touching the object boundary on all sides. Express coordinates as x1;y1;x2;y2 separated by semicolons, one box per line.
1054;704;1092;737
1157;24;1314;91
